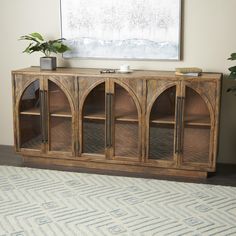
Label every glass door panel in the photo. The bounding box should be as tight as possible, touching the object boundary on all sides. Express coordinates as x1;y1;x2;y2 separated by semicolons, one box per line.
48;80;72;152
182;87;211;164
48;81;71;116
114;84;138;158
20;115;41;149
149;124;174;160
82;83;105;155
183;126;210;163
50;117;72;152
19;80;41;150
83;120;105;154
149;86;176;161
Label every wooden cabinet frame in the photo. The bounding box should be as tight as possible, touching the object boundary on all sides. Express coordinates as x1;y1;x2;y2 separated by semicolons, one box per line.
12;68;222;178
13;74;76;158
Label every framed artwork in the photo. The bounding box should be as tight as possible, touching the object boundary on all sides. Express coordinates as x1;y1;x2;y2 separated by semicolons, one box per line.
60;0;182;60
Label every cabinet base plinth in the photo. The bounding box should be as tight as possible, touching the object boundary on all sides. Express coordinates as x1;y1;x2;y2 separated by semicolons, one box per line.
22;155;208;179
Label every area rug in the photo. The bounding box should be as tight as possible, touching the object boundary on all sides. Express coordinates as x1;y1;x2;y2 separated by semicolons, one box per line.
0;166;236;236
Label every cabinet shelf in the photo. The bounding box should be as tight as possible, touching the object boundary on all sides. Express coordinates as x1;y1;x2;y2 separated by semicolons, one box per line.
83;110;138;122
83;110;105;120
184;115;211;127
115;110;138;122
50;107;72;117
116;116;138;122
150;115;211;126
150;115;175;125
20;107;40;116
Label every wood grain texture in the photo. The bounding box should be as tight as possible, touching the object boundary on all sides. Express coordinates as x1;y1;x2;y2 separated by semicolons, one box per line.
12;67;222;178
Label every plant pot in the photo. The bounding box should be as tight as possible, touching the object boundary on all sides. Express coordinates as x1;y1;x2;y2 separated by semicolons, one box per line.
40;57;57;70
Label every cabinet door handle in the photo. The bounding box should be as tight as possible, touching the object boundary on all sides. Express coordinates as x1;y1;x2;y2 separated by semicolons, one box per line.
179;97;184;154
44;90;48;143
175;97;181;154
105;93;110;148
109;94;113;147
40;90;45;143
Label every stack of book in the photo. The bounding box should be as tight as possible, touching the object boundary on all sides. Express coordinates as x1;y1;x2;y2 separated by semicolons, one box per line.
175;67;202;77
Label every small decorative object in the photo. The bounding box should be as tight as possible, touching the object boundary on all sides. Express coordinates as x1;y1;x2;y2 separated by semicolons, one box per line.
117;64;133;73
19;32;70;70
175;67;202;77
100;69;116;74
227;52;236;94
119;64;130;72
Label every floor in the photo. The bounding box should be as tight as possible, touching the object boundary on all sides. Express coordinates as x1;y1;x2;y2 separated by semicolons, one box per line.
0;145;236;187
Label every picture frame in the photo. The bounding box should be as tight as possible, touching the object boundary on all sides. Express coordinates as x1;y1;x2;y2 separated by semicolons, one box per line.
60;0;182;60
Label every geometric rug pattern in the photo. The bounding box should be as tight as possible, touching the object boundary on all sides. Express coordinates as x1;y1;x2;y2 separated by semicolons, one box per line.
0;166;236;236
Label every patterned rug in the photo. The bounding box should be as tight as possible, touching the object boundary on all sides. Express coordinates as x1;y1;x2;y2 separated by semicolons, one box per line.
0;166;236;236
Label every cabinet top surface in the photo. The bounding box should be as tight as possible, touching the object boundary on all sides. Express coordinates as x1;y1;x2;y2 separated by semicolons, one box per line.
12;67;222;80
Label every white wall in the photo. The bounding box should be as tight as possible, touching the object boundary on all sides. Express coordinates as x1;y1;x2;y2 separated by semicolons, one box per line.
1;0;236;163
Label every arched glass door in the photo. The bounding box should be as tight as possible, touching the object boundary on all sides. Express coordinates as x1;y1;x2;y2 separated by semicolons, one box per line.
113;83;139;158
48;80;73;153
19;80;41;150
182;87;211;164
82;83;105;155
149;86;176;161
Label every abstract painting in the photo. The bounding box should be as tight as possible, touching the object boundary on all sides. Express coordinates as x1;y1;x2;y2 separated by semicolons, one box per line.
60;0;181;60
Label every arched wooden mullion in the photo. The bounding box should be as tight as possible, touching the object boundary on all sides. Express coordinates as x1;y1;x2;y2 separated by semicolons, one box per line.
147;84;176;123
112;79;141;120
16;79;40;117
48;78;75;114
184;85;214;127
79;80;105;114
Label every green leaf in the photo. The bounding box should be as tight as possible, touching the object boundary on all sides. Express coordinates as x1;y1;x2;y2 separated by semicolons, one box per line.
30;32;44;41
19;35;40;43
52;42;62;50
56;44;70;53
22;43;33;54
19;33;70;56
228;53;236;60
29;45;43;53
229;66;236;72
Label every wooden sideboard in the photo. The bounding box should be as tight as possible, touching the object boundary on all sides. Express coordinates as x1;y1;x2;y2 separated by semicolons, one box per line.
12;67;222;178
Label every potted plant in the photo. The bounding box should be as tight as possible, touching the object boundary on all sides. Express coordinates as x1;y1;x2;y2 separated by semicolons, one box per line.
227;52;236;94
19;32;70;70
